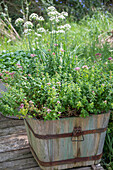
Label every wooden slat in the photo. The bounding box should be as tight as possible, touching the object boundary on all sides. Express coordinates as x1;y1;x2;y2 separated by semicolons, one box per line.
0;119;24;129
0;134;29;152
24;168;41;170
0;157;40;170
0;125;26;137
0;148;32;163
25;165;104;170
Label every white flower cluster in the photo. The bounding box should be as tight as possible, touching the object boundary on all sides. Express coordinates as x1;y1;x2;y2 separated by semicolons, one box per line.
23;29;32;35
61;12;68;17
1;12;7;17
48;11;59;17
38;16;44;21
57;15;65;20
15;18;24;26
57;30;65;34
47;6;56;11
29;13;38;21
58;24;71;30
29;13;44;22
37;27;46;33
35;32;42;37
47;6;68;23
24;21;33;29
50;30;65;34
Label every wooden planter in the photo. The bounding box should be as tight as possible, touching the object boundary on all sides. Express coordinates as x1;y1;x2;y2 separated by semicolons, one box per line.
24;112;110;170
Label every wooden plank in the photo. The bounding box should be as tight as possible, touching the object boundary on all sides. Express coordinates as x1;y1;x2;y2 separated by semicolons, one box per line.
0;133;29;152
25;168;41;170
0;119;24;129
0;157;40;170
95;113;110;165
0;148;32;162
24;165;104;170
0;125;26;136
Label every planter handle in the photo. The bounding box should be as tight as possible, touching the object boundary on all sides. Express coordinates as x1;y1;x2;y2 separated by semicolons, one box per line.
71;126;84;142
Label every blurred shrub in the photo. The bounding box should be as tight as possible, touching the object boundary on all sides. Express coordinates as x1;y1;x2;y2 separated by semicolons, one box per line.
0;0;113;26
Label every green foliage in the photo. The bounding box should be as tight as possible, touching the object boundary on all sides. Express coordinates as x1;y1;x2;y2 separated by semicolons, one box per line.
0;50;113;120
102;113;113;170
0;50;31;71
1;0;113;24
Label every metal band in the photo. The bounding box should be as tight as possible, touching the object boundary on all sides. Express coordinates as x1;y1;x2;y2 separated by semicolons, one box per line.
25;119;107;140
29;144;102;167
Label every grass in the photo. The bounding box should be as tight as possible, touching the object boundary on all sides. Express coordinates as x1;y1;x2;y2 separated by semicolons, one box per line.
1;11;113;54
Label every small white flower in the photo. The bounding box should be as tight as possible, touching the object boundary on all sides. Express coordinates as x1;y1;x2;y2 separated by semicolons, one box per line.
51;30;56;34
32;43;35;46
7;39;11;43
57;30;65;34
23;29;32;35
15;18;24;26
37;27;46;33
49;16;56;21
29;13;38;21
47;6;56;12
58;24;71;30
56;18;59;23
35;38;38;41
1;12;7;17
58;25;65;29
64;24;71;30
61;11;68;17
35;32;42;37
38;16;44;21
24;21;33;29
48;11;59;16
58;15;65;20
4;7;8;11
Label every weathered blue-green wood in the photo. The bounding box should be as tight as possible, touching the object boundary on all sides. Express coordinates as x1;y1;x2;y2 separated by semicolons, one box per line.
24;112;110;170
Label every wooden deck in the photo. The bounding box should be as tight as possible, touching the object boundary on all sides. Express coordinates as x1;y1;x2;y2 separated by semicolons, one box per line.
0;113;104;170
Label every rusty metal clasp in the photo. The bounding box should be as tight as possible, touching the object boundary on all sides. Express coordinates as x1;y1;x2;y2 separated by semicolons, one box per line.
71;126;84;142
